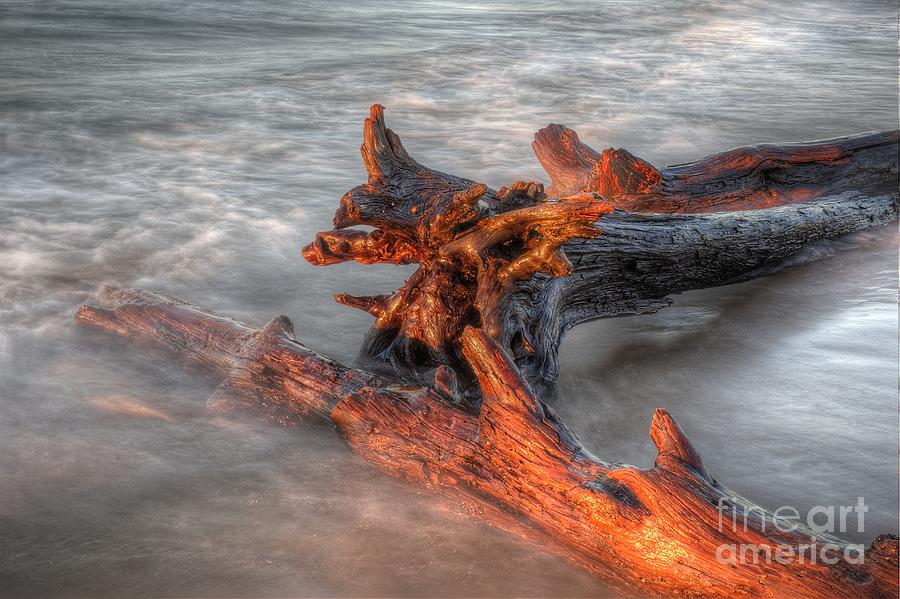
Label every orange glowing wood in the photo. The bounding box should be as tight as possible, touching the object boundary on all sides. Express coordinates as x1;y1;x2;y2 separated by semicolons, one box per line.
75;287;899;598
303;106;897;393
75;106;899;598
302;107;622;391
533;122;898;213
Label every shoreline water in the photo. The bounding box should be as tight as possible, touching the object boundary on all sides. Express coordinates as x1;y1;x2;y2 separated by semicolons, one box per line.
2;1;897;596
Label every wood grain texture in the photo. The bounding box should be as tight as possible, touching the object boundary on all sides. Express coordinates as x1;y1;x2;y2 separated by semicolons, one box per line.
74;106;899;597
503;194;897;395
304;106;898;394
533;123;897;212
75;288;899;598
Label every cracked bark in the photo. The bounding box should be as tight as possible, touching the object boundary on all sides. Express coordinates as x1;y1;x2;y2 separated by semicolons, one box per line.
76;287;899;598
74;106;899;598
304;106;897;394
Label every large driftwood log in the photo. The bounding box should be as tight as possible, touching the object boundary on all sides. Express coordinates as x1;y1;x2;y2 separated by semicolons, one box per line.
76;107;898;597
76;287;899;598
533;124;898;212
304;107;898;394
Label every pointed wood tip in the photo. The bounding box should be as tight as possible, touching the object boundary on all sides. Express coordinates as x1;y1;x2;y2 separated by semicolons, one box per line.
358;104;416;188
650;408;707;478
335;293;388;318
260;315;294;339
532;123;587;163
532;124;601;197
361;105;390;181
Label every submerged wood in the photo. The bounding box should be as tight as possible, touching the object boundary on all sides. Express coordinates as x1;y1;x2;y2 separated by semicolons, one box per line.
303;106;898;394
76;287;899;599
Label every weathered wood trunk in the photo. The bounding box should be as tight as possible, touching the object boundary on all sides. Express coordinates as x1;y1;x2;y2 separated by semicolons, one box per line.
500;195;897;395
533;123;898;212
304;106;898;394
75;107;899;598
76;287;899;599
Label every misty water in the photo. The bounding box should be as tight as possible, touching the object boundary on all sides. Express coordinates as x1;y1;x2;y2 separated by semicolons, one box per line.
1;1;897;597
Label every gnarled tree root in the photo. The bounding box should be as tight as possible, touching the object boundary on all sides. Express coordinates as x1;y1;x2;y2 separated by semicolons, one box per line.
76;286;898;599
304;107;898;394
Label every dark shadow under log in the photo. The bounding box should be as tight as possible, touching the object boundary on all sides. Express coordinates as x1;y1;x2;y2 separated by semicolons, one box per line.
75;287;899;599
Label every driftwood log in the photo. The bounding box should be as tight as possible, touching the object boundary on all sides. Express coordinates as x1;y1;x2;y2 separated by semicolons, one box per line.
76;107;899;597
532;122;896;212
76;287;898;598
303;106;898;394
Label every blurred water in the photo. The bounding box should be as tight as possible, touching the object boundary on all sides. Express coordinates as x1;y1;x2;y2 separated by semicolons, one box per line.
0;1;897;597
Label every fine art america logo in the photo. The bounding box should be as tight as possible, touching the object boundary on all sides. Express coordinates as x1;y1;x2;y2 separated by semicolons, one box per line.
716;497;868;565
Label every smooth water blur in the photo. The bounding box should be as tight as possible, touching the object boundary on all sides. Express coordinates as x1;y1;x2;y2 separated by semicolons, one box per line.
0;1;897;597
